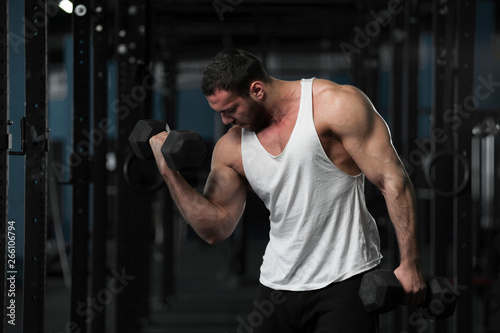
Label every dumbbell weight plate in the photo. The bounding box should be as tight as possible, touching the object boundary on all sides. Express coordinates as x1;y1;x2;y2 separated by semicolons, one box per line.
359;269;404;313
123;153;164;193
161;130;207;171
418;277;458;320
129;119;167;159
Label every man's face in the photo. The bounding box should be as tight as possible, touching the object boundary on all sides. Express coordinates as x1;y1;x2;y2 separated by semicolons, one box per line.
206;88;268;132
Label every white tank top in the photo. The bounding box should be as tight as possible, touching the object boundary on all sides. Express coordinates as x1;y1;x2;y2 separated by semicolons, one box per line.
241;78;382;291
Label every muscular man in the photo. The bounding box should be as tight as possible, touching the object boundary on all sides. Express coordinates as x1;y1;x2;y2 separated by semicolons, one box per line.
150;49;426;332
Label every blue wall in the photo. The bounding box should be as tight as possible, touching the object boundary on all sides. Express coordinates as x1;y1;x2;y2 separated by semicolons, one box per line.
475;0;500;109
176;89;215;141
8;0;25;258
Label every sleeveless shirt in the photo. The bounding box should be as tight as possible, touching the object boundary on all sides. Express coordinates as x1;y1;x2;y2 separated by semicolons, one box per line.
241;78;382;291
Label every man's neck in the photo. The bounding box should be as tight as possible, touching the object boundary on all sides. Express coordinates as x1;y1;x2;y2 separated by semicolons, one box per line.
264;78;301;124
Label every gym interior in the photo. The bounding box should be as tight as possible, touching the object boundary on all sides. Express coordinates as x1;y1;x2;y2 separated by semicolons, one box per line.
1;0;500;332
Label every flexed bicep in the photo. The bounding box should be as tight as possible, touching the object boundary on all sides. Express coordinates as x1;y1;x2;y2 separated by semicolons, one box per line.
203;165;247;232
201;127;248;241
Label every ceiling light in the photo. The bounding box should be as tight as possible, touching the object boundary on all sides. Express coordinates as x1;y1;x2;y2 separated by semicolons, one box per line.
59;0;73;14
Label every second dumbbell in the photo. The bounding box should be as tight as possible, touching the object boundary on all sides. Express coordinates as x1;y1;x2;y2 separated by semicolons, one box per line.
358;269;459;320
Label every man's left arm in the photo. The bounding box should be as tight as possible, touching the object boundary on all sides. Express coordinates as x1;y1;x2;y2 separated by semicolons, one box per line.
325;85;426;305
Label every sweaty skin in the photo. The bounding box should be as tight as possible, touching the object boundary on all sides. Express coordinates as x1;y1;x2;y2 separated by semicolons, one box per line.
149;78;426;305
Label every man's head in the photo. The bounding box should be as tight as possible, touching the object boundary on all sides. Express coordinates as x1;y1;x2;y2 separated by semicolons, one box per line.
202;49;271;132
201;49;270;97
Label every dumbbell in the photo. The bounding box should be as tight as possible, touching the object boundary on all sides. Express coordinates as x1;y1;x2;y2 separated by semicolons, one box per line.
358;269;459;320
128;119;207;171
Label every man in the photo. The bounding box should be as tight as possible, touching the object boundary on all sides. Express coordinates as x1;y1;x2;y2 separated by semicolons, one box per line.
149;49;426;332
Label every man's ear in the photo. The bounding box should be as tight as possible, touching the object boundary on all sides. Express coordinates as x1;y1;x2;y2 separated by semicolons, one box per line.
249;81;264;101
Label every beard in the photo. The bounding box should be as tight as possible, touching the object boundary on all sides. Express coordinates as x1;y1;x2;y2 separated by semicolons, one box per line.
243;99;271;132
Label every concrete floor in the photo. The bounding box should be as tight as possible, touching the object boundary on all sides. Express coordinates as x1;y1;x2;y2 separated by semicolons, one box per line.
36;236;500;333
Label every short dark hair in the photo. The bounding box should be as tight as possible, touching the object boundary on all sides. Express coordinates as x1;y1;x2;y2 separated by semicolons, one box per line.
201;49;270;97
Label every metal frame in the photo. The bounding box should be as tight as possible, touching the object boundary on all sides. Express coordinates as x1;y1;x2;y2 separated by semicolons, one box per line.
431;1;458;331
349;3;380;107
23;0;48;331
431;0;455;268
389;4;404;156
0;0;9;328
401;0;419;161
431;1;476;332
71;0;91;331
115;1;153;331
452;0;476;331
132;2;153;321
91;0;109;332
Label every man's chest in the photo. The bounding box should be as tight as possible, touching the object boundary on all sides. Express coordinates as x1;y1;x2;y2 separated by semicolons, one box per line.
256;117;361;176
255;111;299;156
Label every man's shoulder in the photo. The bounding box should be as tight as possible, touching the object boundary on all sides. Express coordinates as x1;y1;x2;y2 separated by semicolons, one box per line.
213;126;242;161
218;126;241;147
311;80;377;139
212;126;243;169
313;80;368;121
312;79;364;104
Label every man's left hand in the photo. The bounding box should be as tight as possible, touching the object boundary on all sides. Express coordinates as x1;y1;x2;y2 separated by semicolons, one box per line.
394;264;427;305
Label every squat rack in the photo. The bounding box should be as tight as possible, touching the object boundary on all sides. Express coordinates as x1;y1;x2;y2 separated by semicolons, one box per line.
23;0;49;332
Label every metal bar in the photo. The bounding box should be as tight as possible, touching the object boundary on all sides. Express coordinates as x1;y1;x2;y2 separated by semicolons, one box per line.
453;0;476;332
71;0;91;331
0;0;8;329
23;0;48;332
115;0;135;324
115;0;153;331
402;0;419;161
471;135;481;272
430;1;456;331
431;0;455;269
481;135;495;229
389;5;404;155
91;0;108;332
130;0;152;324
360;4;380;109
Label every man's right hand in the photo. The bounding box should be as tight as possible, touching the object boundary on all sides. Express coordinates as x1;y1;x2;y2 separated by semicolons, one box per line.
149;131;170;174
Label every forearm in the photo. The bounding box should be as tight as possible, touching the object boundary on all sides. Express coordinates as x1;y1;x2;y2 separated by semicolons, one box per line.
383;174;421;267
383;173;427;304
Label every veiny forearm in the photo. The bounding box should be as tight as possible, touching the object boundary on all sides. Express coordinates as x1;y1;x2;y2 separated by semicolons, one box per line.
379;169;427;305
382;171;421;267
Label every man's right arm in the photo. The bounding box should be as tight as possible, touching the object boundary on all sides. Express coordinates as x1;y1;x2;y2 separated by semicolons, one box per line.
149;129;247;244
